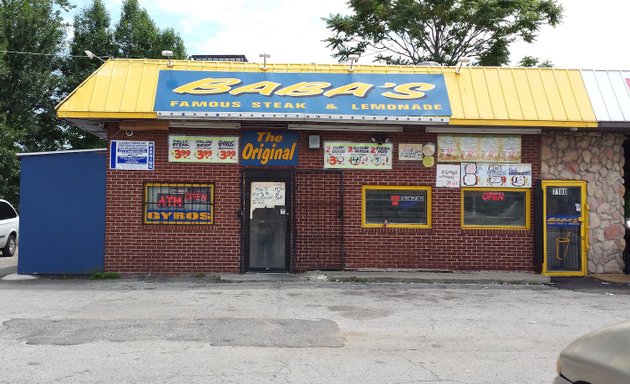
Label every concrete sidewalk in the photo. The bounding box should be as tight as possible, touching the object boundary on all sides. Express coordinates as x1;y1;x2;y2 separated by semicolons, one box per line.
220;270;551;285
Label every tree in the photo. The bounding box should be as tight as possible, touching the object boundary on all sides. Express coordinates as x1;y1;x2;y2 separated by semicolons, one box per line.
62;0;116;149
0;0;70;203
62;0;186;149
517;55;553;67
324;0;563;66
114;0;186;59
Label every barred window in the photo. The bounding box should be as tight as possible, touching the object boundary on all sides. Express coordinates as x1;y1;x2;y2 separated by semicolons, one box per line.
461;188;529;229
144;183;214;225
362;186;431;228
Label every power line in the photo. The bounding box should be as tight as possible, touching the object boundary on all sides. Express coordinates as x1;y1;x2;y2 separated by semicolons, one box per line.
0;49;91;58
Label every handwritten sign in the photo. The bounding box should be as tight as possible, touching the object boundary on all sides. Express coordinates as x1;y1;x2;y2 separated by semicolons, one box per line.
461;163;531;188
324;142;393;170
250;182;285;219
437;135;521;163
399;144;423;161
436;164;461;187
169;135;238;163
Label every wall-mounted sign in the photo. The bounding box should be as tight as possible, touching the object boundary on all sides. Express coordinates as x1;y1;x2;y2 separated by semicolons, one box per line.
324;142;393;170
154;71;451;120
110;140;154;170
144;183;214;225
437;135;521;163
399;143;423;161
436;164;461;187
461;163;531;188
546;216;580;227
168;135;238;163
241;131;298;166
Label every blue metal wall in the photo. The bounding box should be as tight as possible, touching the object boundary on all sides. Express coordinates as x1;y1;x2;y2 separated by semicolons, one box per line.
18;150;106;274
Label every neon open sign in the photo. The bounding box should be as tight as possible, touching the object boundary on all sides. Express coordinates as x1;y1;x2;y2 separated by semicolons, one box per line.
481;192;505;201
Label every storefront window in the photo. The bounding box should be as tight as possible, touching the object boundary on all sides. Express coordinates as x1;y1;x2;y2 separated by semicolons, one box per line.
144;183;214;225
461;188;529;229
362;186;431;228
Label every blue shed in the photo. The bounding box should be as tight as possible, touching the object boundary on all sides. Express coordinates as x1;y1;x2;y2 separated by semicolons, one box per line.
17;149;106;274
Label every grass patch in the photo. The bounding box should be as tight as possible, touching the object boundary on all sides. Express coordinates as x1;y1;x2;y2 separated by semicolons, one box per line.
90;271;121;280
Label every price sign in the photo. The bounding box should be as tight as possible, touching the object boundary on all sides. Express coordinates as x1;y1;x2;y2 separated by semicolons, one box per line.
169;136;239;163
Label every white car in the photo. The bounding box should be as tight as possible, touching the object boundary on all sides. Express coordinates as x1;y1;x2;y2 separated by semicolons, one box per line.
553;321;630;384
0;199;19;257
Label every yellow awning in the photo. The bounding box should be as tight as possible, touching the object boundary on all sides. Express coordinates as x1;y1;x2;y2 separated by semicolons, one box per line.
57;59;597;128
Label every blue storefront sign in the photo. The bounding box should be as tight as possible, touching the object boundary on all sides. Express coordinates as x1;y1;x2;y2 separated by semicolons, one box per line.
154;71;451;119
241;131;298;167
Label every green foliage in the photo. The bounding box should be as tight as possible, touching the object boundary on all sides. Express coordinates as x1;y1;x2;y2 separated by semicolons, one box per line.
324;0;563;66
0;0;187;203
0;0;70;203
60;0;115;149
90;271;122;279
517;55;554;67
114;0;186;59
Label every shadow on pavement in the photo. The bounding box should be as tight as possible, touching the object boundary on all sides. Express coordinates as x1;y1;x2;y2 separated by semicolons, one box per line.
550;276;630;294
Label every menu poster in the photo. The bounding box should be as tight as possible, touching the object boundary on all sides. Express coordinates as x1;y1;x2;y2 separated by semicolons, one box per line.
461;163;532;188
324;141;393;170
399;143;423;161
437;135;521;163
169;135;239;163
436;164;461;188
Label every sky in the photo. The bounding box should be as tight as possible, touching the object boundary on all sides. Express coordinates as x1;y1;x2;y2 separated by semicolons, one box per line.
68;0;630;69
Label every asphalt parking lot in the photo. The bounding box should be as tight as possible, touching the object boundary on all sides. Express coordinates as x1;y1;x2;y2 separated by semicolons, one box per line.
1;274;629;384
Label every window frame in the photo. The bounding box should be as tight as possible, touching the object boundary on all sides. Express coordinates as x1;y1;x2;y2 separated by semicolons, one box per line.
460;187;531;230
143;182;215;225
361;185;432;229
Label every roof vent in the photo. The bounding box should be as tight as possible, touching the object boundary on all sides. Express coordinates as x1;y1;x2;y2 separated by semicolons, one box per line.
189;55;248;62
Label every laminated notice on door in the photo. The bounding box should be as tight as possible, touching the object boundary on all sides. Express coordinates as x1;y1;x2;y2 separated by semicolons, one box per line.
250;182;285;219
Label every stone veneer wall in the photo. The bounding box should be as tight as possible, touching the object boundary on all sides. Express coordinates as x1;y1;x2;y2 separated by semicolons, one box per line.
541;132;626;273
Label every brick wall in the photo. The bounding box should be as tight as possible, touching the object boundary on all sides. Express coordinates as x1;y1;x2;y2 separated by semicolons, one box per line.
105;126;540;274
295;131;540;272
105;127;241;274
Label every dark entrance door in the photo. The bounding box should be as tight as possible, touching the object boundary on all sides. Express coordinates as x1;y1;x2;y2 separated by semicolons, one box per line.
244;171;291;271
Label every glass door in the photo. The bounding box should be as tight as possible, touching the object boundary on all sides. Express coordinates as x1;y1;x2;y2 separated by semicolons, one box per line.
542;180;588;276
245;177;291;271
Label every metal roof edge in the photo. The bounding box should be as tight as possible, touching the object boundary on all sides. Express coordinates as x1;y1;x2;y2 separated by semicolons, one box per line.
55;60;112;111
448;118;598;128
17;148;107;158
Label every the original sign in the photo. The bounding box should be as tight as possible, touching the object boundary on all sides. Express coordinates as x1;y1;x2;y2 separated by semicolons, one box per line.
438;135;521;163
241;131;298;166
324;142;393;170
144;183;213;225
168;135;238;163
436;164;461;188
461;163;531;188
110;140;154;170
154;71;452;119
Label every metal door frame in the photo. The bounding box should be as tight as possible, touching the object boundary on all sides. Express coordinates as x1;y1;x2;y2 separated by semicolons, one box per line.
241;170;293;272
541;180;589;276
